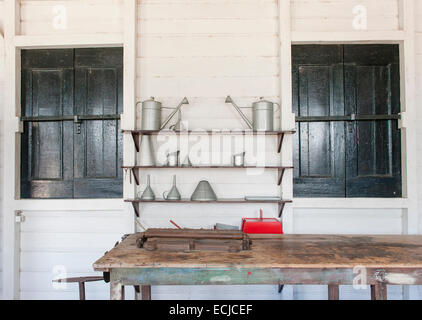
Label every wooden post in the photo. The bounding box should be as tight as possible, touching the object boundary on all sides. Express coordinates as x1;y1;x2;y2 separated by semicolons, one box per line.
110;281;124;300
328;285;339;300
371;283;387;300
141;285;152;300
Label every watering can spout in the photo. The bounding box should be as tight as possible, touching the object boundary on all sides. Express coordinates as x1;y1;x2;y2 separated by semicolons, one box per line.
225;95;253;129
160;97;190;130
225;95;233;104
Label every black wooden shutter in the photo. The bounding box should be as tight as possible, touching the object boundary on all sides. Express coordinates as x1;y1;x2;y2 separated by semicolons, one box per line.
344;44;402;197
73;48;123;198
292;45;346;197
292;44;402;198
21;48;123;199
21;49;75;198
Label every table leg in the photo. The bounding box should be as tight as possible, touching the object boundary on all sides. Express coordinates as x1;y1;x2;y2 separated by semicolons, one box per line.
328;285;339;300
110;281;124;300
141;285;151;300
371;283;387;300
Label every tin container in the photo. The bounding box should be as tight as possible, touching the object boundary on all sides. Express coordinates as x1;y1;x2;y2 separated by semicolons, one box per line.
141;97;162;131
241;209;283;234
252;98;274;131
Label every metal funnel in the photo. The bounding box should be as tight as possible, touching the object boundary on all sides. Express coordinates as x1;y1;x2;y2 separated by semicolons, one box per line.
191;180;217;201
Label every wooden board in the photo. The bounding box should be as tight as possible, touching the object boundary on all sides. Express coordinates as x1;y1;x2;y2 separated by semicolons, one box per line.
93;233;422;271
137;229;251;252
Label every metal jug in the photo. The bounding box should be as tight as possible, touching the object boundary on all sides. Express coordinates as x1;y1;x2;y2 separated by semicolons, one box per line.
139;97;189;131
166;150;180;167
225;96;278;131
233;152;245;167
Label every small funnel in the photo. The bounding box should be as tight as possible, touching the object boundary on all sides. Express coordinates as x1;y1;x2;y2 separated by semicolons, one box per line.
191;180;217;201
140;175;155;200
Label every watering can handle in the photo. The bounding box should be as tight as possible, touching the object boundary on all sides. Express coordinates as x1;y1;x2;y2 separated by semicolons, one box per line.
274;102;281;113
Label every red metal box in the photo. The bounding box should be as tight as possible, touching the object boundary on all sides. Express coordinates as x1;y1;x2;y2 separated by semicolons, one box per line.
241;218;283;234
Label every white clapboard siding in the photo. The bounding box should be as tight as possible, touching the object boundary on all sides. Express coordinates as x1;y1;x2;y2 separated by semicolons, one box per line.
20;0;124;35
292;208;404;234
291;0;399;31
137;35;279;58
19;210;128;300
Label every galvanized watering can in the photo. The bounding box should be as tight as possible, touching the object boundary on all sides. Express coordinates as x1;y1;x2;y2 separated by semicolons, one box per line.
225;96;279;131
139;97;189;131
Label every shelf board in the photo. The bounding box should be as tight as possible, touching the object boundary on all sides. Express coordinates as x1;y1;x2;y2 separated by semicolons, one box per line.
126;198;292;218
122;165;293;169
125;129;296;154
125;198;292;204
124;166;293;186
122;129;296;135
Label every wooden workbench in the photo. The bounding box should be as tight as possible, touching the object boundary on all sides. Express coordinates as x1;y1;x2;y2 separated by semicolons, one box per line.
93;233;422;300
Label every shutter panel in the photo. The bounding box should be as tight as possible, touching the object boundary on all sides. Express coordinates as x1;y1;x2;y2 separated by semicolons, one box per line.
292;45;346;197
344;44;402;197
21;49;74;198
73;48;123;198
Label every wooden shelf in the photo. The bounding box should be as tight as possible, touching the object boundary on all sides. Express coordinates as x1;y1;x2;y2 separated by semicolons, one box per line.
122;129;296;135
123;129;296;153
125;198;292;218
123;166;293;186
123;129;295;219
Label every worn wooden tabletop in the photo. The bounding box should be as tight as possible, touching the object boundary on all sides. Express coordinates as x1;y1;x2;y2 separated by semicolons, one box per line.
93;233;422;272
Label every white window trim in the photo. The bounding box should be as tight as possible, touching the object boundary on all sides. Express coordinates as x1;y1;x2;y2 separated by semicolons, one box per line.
2;0;137;299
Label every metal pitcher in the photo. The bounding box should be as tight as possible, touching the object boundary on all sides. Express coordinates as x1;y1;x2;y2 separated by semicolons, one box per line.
233;152;245;167
139;97;189;131
225;96;279;131
166;150;180;167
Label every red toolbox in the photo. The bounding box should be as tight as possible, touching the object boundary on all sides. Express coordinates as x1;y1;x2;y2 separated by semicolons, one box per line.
242;210;283;234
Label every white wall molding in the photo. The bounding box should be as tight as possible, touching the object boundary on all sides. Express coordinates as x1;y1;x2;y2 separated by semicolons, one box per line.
122;0;137;233
294;198;409;210
292;31;406;43
14;34;124;49
399;0;418;235
3;0;21;300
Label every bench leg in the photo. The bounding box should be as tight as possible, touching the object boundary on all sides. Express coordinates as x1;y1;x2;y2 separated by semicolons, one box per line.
78;282;86;300
141;285;151;300
328;285;339;300
371;283;387;300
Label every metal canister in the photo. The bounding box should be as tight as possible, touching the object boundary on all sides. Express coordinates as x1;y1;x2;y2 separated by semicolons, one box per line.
252;98;274;131
141;97;162;130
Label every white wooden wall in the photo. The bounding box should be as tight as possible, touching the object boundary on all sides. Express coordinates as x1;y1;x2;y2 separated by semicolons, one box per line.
0;0;421;300
0;0;4;296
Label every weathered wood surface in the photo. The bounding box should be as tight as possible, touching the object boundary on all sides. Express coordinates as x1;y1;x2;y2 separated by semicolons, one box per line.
94;233;422;271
